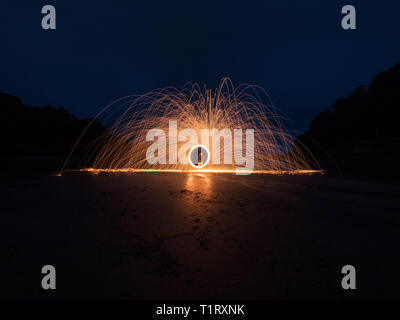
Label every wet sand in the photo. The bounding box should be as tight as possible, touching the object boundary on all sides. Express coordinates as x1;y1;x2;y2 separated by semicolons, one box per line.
1;172;400;299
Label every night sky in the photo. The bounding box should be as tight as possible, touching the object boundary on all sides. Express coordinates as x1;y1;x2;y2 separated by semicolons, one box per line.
1;0;399;133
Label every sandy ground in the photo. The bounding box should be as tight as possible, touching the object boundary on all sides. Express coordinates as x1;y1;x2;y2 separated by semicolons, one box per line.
1;172;400;299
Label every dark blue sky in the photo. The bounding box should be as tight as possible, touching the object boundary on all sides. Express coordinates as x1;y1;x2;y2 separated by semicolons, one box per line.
1;0;399;133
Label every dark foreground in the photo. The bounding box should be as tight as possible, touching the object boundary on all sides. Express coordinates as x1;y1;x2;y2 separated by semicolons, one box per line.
1;172;400;299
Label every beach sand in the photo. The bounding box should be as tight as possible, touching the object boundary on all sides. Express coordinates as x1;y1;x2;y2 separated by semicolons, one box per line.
1;172;400;299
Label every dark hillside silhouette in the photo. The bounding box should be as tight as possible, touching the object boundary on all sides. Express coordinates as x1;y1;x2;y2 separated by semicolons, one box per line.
0;91;107;174
295;62;400;181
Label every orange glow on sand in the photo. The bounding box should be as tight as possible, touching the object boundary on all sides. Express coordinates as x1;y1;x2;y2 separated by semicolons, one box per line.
71;168;325;175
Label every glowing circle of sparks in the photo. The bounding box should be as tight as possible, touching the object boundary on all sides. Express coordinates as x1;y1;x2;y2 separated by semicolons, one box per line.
59;78;323;176
188;144;210;169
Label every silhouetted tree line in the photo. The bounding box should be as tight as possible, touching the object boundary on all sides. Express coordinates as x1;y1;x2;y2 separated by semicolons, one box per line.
0;91;108;173
295;62;400;157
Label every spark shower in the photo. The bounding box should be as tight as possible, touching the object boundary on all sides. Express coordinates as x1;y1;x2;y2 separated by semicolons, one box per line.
60;78;321;175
